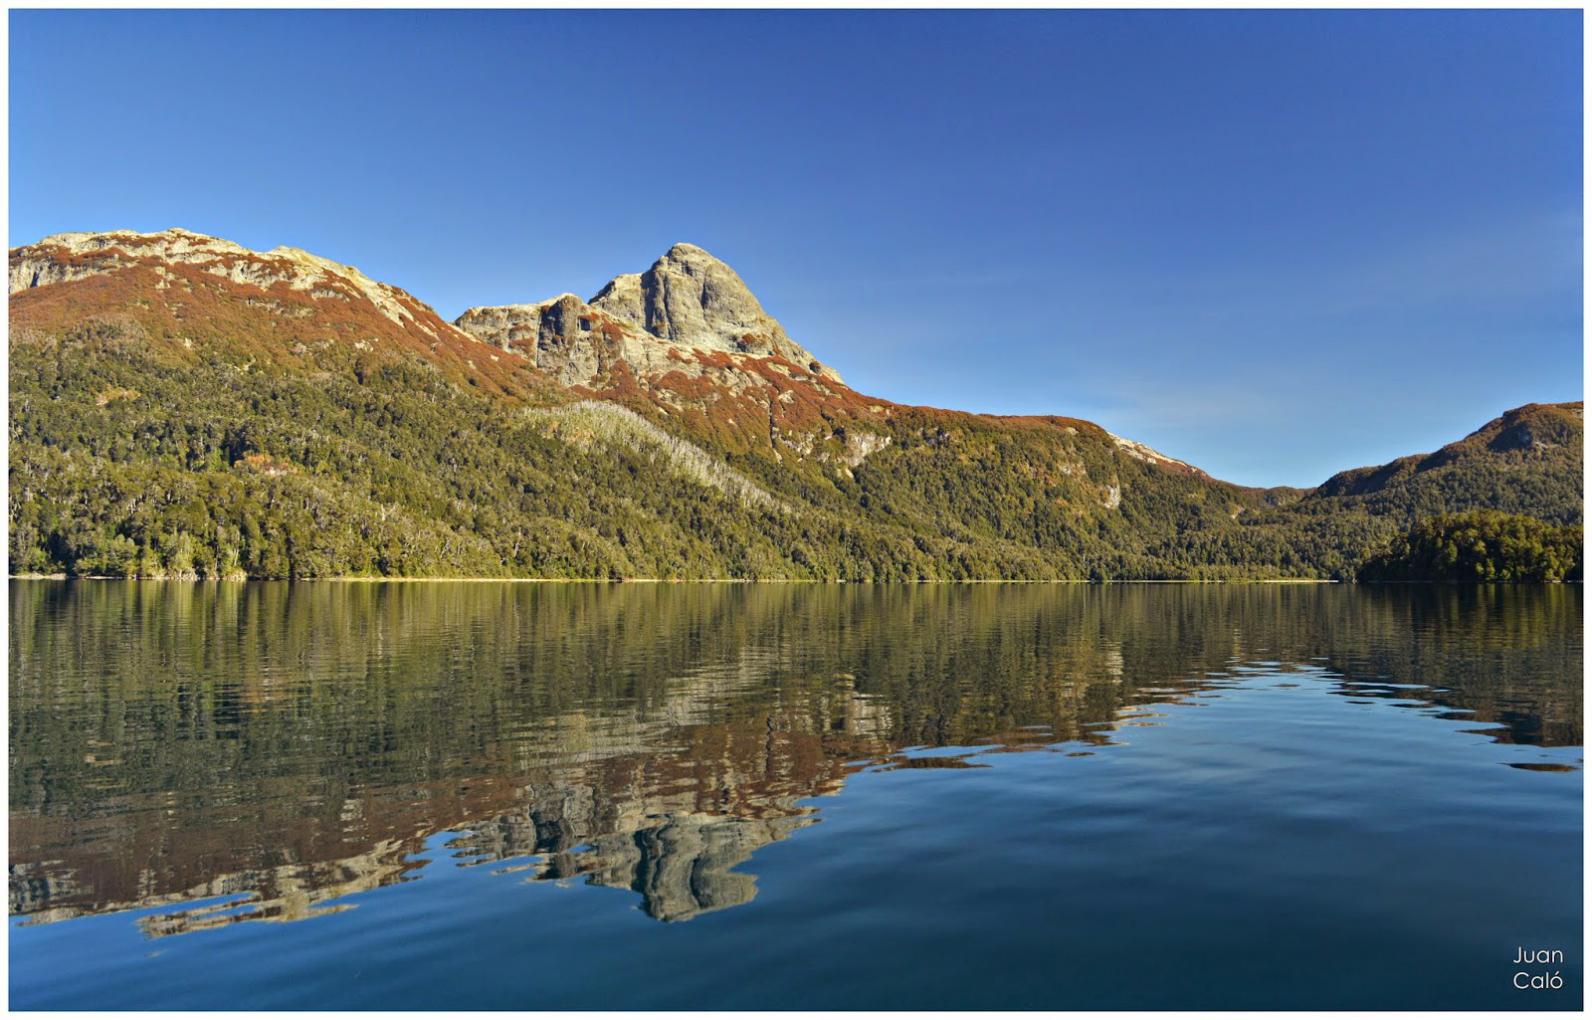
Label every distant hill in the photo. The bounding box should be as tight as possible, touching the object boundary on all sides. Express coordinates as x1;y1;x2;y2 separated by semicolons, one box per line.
1310;402;1582;522
8;229;1582;580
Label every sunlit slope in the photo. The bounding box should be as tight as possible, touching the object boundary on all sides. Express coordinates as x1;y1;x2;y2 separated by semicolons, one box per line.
9;229;1580;579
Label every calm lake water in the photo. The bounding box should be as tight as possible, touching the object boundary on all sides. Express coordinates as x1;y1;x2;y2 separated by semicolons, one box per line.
8;581;1583;1009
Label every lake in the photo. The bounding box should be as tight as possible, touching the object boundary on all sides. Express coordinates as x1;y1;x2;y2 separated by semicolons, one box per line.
8;580;1583;1009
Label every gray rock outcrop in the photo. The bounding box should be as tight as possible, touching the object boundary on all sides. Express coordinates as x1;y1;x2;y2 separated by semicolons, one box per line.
456;242;843;386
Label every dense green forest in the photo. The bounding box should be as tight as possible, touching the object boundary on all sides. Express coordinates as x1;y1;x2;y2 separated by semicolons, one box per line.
1357;510;1584;583
8;318;1582;580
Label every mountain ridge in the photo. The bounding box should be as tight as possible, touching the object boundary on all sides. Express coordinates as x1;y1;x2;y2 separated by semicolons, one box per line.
10;227;1199;478
8;227;1582;580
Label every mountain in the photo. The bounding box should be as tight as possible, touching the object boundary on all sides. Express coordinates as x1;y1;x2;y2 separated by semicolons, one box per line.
458;241;842;384
8;228;551;397
1309;402;1582;522
8;228;1582;580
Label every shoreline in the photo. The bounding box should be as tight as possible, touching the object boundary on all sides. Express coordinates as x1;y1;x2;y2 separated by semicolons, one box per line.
11;575;1580;585
11;573;1340;584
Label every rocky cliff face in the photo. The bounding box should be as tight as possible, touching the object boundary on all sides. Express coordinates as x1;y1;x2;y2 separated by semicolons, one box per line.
592;242;841;382
456;242;841;387
452;241;891;464
452;293;634;384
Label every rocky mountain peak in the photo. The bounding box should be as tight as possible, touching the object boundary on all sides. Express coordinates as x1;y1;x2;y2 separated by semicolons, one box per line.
662;241;711;259
457;243;844;387
589;243;841;382
593;241;775;346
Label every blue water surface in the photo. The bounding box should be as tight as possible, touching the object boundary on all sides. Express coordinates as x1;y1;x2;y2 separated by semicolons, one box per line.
8;581;1582;1009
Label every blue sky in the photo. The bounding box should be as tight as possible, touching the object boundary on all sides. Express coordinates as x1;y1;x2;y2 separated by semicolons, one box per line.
10;10;1582;486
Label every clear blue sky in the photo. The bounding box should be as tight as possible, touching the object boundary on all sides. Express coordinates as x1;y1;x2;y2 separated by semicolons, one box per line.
10;10;1582;487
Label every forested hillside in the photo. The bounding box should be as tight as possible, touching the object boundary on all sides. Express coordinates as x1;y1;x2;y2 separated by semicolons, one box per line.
1309;402;1583;523
8;229;1582;580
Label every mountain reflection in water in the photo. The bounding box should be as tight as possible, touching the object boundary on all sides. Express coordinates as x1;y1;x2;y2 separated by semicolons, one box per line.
8;581;1582;936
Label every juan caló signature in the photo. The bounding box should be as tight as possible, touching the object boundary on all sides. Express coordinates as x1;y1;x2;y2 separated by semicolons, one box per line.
1514;947;1566;990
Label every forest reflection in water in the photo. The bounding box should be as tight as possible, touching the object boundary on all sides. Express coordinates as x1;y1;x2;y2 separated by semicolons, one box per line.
8;580;1583;937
